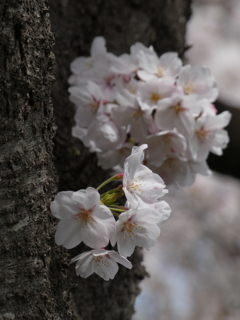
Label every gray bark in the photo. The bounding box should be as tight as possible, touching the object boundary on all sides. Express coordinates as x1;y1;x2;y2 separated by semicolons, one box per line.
0;1;74;319
0;0;191;319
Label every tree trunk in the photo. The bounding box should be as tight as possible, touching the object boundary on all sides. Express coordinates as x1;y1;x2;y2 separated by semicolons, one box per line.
0;0;191;319
0;1;74;319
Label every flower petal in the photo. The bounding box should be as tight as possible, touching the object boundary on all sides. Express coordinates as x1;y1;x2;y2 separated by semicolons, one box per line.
55;218;82;249
50;191;79;219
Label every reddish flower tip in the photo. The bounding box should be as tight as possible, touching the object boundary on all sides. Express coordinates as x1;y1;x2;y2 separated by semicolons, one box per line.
115;173;124;180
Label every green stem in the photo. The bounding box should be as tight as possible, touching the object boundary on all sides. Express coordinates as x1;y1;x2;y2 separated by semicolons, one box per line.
110;204;128;210
96;176;117;191
108;207;126;213
100;188;122;198
96;174;123;191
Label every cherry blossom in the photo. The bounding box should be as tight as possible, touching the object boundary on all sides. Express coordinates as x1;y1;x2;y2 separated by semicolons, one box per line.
72;114;126;153
69;36;231;190
123;144;168;207
177;65;219;102
190;111;231;161
69;37;107;75
137;51;182;81
71;249;132;281
96;142;133;170
154;93;201;137
139;78;180;108
110;208;162;257
111;89;152;142
50;187;115;249
146;129;187;167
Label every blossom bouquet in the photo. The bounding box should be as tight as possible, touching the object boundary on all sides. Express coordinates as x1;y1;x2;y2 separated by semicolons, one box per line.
51;37;231;281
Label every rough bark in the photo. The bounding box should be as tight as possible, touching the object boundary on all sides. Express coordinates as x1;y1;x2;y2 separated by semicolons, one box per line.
0;1;74;319
50;1;192;319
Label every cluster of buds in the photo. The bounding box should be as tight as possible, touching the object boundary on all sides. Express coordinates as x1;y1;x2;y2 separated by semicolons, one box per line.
51;145;171;280
69;37;231;190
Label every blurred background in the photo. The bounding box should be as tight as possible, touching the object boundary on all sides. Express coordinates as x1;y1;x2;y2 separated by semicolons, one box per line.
133;1;240;319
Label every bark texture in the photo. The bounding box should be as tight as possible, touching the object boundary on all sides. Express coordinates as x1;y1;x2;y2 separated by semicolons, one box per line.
49;0;192;319
0;1;74;319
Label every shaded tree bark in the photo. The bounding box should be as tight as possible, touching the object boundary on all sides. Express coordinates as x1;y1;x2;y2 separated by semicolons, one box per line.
0;0;191;319
0;1;74;319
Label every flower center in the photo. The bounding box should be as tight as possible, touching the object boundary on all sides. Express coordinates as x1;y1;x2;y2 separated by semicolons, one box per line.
196;128;208;141
183;84;194;94
174;102;186;115
89;99;100;112
122;219;143;239
151;92;161;102
105;75;115;88
92;255;108;267
157;68;164;78
127;178;145;193
74;209;94;226
133;108;143;119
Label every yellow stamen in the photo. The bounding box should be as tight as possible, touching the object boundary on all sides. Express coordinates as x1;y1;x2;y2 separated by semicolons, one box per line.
89;101;100;112
183;84;194;94
74;209;94;227
132;108;143;119
196;128;208;141
92;255;108;267
151;92;161;102
127;178;145;193
157;68;164;78
122;219;143;239
174;103;186;115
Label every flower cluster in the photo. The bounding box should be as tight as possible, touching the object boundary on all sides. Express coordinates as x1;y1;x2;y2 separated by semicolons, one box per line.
69;37;231;190
51;145;171;280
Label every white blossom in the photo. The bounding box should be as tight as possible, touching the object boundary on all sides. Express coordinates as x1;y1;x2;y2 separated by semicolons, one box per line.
123;144;168;207
97;142;133;170
137;51;182;81
177;65;219;102
110;208;162;257
69;81;104;127
70;37;107;75
71;249;132;281
154;93;201;137
50;187;115;249
190;111;231;161
151;156;211;190
146;129;187;167
111;89;152;142
72;114;126;153
139;78;180;108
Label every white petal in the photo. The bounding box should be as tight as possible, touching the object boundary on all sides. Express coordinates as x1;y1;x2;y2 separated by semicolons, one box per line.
118;232;136;257
134;221;160;249
75;253;95;278
109;251;132;269
50;191;79;219
91;36;106;58
81;215;114;248
55;218;82;249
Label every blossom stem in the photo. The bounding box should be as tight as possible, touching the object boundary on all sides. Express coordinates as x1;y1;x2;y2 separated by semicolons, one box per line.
110;204;128;210
96;174;123;191
100;188;122;198
108;207;126;213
